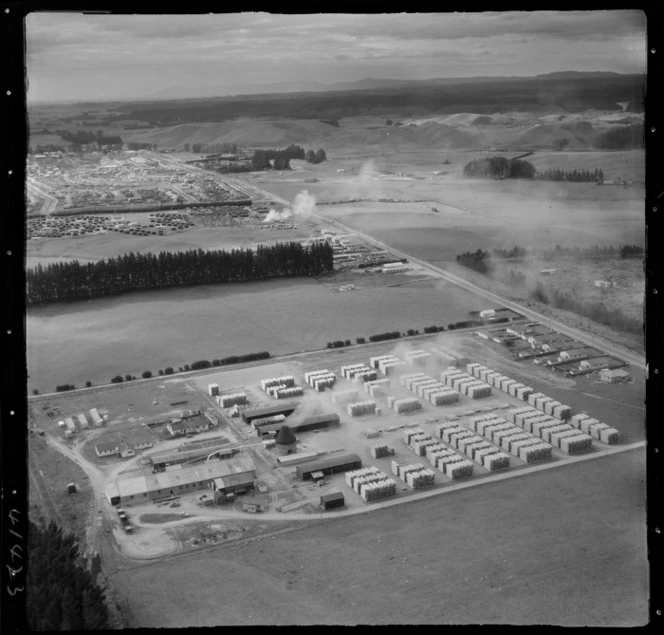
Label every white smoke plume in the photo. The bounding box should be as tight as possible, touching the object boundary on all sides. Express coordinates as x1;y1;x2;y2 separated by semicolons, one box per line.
263;189;317;223
263;208;291;223
293;189;317;216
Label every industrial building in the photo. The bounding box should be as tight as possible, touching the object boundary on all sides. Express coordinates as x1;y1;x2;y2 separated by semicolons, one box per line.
242;402;299;424
320;492;345;510
275;425;297;455
149;445;238;471
211;470;256;503
296;453;362;480
254;413;340;437
105;457;256;506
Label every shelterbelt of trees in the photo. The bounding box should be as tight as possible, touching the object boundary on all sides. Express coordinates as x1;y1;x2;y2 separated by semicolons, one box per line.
26;242;334;305
27;521;110;630
463;156;536;179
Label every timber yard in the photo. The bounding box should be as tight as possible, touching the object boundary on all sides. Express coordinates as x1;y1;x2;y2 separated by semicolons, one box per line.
22;11;649;629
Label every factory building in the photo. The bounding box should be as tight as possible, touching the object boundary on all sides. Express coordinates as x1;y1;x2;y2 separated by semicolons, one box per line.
296;453;362;480
255;413;341;438
104;457;256;506
211;470;256;503
242;402;299;424
149;446;238;471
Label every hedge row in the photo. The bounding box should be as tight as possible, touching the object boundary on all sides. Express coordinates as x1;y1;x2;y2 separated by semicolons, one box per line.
104;352;271;387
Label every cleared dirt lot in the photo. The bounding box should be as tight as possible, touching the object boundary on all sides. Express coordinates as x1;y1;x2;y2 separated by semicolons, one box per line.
110;448;647;627
26;275;484;393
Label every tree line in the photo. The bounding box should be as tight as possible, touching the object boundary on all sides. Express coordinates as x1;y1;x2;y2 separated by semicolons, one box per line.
536;168;604;182
27;520;110;630
26;241;334;305
184;142;239;154
472;244;644;262
594;124;644;150
456;249;493;274
463;156;536;179
59;129;124;147
251;146;327;170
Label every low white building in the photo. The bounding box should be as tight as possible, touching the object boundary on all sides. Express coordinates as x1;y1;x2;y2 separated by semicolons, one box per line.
599;368;630;383
95;442;120;457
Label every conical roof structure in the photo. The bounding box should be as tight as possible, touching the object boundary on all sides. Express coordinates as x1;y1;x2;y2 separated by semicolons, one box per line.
275;425;296;445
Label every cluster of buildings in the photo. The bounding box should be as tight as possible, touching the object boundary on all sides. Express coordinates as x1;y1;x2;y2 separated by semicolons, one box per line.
94;427;155;458
476;321;628;378
27;151;245;214
105;457;257;506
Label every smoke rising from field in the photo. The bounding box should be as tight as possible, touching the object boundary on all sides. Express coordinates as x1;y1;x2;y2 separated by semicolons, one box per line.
263;189;317;223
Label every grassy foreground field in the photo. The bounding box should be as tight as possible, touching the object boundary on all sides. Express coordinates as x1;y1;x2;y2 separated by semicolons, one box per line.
26;275;482;393
110;448;647;627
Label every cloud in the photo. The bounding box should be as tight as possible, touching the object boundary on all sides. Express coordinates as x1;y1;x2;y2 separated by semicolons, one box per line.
25;11;647;101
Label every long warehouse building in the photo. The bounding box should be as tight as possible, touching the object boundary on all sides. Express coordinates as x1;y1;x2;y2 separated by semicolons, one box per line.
296;453;362;480
242;402;299;424
255;413;340;437
104;457;256;506
148;446;239;471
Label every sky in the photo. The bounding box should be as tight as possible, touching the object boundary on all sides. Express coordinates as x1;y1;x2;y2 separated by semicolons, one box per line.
25;10;647;102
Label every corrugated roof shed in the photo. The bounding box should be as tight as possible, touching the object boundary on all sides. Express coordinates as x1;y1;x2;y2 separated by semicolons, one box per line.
300;413;340;426
297;453;361;475
112;457;256;499
321;492;345;504
242;402;299;423
216;472;255;490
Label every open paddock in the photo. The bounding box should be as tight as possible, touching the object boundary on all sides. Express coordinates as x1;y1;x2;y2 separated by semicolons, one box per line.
26;220;314;268
111;447;646;627
27;276;485;393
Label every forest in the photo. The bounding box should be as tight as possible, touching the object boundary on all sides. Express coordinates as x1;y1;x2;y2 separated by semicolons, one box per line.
463;156;536;179
594;124;644;149
26;241;334;305
27;521;110;631
536;167;604;182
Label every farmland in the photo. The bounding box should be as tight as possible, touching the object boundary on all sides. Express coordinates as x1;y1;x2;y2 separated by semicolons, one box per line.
24;88;648;630
26;274;484;393
109;448;646;627
246;151;644;263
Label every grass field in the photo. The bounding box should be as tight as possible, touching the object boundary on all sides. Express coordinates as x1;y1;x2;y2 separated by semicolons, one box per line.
26;275;484;393
28;433;94;539
110;448;647;627
242;149;644;264
26;220;315;269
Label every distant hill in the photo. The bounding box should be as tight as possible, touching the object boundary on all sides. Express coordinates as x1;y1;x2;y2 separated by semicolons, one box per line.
535;71;622;79
149;71;633;101
122;117;480;150
513;122;598;150
116;74;644;125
